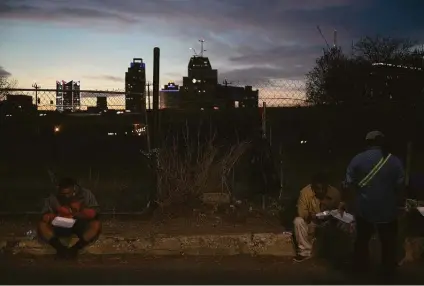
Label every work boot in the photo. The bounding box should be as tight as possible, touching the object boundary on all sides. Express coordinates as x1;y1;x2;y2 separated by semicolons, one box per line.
49;237;68;260
67;239;90;259
293;254;312;263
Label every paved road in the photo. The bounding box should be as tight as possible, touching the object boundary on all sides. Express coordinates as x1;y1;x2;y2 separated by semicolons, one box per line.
1;255;423;284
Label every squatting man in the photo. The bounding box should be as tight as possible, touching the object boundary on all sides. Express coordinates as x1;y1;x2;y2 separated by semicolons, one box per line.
37;177;102;259
293;173;343;262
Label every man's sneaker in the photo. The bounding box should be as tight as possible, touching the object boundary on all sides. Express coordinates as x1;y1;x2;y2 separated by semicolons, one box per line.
293;254;312;263
54;248;69;260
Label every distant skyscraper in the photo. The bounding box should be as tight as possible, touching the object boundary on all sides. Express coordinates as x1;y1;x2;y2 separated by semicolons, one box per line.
125;58;146;112
160;82;180;109
177;40;260;110
56;80;80;112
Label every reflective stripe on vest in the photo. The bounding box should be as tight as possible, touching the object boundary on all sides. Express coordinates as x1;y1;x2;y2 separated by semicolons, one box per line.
358;154;392;188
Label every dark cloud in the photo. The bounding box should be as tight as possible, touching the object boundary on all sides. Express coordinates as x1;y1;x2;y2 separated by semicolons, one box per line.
87;75;124;83
224;45;322;80
0;1;138;26
2;1;423;43
2;0;424;84
219;66;306;86
0;66;11;77
0;0;365;42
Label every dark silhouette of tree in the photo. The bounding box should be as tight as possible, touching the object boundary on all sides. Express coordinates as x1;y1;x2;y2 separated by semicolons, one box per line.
0;76;17;99
306;36;424;107
353;36;417;63
306;47;368;106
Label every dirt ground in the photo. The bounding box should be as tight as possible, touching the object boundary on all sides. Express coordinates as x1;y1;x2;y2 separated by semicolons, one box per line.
1;254;424;284
0;210;284;239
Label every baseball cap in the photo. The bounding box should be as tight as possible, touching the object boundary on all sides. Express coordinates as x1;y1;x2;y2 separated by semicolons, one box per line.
365;130;385;140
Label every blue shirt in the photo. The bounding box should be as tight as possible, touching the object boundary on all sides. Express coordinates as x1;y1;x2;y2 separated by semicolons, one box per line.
345;147;404;223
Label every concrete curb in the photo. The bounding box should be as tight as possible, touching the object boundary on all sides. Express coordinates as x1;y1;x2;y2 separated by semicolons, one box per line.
0;232;295;256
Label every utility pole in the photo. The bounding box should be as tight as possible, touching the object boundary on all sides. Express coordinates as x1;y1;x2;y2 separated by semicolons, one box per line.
32;82;40;110
32;82;41;136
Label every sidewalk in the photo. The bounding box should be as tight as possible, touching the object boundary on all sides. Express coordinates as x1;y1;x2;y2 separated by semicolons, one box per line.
0;216;295;256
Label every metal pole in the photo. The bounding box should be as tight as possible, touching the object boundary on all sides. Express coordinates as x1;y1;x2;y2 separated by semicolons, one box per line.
148;47;160;211
262;102;267;139
32;83;40;110
278;143;284;200
35;87;38;109
153;48;160;112
152;48;160;148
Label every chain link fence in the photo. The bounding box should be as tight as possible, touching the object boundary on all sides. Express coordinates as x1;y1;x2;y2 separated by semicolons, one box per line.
0;79;308;114
1;73;423;213
231;79;308;107
0;88;129;112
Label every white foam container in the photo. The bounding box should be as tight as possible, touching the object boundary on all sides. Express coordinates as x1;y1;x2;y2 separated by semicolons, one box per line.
52;217;76;228
417;207;424;216
330;209;355;224
316;211;331;219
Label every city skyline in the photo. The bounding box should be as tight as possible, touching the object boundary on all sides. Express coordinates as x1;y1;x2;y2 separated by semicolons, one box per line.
1;0;424;90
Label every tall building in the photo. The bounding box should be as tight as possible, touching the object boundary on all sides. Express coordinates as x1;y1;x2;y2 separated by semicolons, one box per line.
160;82;179;109
216;84;259;108
180;55;218;109
0;94;36;116
175;40;261;110
125;58;146;112
56;80;80;112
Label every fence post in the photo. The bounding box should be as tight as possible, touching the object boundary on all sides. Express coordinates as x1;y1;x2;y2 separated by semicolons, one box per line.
278;143;284;200
261;101;267;210
261;102;267;139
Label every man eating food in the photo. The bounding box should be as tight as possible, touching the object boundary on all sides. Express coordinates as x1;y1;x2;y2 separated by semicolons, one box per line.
37;177;101;259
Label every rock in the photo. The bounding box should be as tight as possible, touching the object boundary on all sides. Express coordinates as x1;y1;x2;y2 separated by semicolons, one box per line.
202;193;230;205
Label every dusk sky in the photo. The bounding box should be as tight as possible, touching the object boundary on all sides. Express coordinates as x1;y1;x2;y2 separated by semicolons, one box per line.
1;0;424;91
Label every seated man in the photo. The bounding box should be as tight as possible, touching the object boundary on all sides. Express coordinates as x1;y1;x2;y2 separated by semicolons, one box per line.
37;177;101;259
293;173;341;262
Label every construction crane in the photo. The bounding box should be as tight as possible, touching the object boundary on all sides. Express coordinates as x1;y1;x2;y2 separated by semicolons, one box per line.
222;79;233;87
189;47;198;57
316;26;338;53
189;39;207;57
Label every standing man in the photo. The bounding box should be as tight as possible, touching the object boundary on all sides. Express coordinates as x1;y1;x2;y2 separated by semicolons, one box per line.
293;172;341;262
37;177;102;259
341;131;404;275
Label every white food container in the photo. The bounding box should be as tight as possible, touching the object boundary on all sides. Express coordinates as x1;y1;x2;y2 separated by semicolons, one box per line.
330;210;355;224
316;211;331;219
52;217;76;228
417;207;424;216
